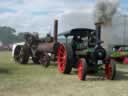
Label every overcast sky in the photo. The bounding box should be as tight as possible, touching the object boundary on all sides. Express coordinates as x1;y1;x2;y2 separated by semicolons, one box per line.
0;0;127;36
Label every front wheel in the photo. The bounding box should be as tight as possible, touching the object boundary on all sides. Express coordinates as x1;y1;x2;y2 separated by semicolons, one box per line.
39;52;50;68
105;59;116;80
19;47;29;64
32;57;40;64
77;58;87;80
14;46;22;62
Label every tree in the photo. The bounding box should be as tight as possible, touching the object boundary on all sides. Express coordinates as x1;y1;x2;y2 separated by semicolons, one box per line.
0;26;17;44
16;32;26;42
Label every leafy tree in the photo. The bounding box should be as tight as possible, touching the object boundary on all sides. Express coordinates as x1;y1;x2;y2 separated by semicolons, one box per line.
0;26;17;44
16;32;26;42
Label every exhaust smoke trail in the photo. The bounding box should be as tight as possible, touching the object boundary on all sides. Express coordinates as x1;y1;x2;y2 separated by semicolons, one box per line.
95;0;119;24
95;0;119;51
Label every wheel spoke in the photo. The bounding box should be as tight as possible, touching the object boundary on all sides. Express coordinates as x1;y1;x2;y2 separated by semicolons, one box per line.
105;63;112;80
57;44;67;73
78;60;83;80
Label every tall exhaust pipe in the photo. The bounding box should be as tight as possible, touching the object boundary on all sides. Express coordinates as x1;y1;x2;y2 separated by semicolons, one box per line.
54;19;58;43
95;22;102;44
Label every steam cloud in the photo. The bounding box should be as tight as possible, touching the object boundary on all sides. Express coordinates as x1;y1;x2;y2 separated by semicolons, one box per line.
95;0;119;24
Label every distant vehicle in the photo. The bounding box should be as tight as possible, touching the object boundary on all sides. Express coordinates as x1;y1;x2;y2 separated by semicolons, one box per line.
12;19;59;67
111;45;128;64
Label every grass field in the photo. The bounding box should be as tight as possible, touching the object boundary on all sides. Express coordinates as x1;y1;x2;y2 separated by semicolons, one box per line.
0;51;128;96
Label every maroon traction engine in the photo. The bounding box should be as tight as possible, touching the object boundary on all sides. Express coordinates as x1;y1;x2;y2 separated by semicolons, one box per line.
14;20;59;67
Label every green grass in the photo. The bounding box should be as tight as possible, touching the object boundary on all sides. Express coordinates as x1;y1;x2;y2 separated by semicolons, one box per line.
0;51;128;96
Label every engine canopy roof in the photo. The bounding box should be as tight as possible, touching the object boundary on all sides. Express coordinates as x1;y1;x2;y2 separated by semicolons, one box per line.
58;28;95;37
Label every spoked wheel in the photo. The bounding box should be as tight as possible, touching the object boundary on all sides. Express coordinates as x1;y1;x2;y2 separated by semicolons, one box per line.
39;52;50;68
18;47;29;64
78;58;87;80
105;59;116;80
14;46;22;62
32;57;40;64
57;44;72;74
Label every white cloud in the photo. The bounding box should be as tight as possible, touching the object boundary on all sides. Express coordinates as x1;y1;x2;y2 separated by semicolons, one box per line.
0;0;95;37
58;10;95;33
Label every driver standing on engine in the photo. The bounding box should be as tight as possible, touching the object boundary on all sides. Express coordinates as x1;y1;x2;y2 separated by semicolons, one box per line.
71;35;79;67
45;33;53;43
31;32;40;57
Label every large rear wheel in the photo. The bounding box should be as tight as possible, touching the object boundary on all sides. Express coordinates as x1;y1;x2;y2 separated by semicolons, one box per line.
57;43;72;74
78;58;87;80
39;52;50;68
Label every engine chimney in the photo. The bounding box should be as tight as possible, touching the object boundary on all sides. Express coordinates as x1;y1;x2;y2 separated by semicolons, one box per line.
54;19;58;43
95;22;102;43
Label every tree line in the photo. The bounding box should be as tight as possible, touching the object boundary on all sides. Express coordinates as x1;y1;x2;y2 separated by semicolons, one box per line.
0;26;27;44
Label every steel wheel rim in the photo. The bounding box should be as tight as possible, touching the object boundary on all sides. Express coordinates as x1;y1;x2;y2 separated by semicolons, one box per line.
105;63;112;80
78;60;83;80
57;44;67;73
18;48;24;62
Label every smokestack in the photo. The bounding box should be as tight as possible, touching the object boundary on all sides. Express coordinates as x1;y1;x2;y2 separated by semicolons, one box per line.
95;22;102;42
54;19;58;43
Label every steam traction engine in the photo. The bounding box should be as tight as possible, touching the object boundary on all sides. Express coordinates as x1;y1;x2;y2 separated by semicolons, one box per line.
13;19;59;67
57;23;116;80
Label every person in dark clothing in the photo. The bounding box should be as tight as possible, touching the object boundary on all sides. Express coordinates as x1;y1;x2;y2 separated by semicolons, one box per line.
45;33;53;42
71;35;79;67
88;32;96;47
71;35;78;50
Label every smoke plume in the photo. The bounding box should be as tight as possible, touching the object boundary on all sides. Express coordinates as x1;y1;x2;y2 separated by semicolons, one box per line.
95;0;119;24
